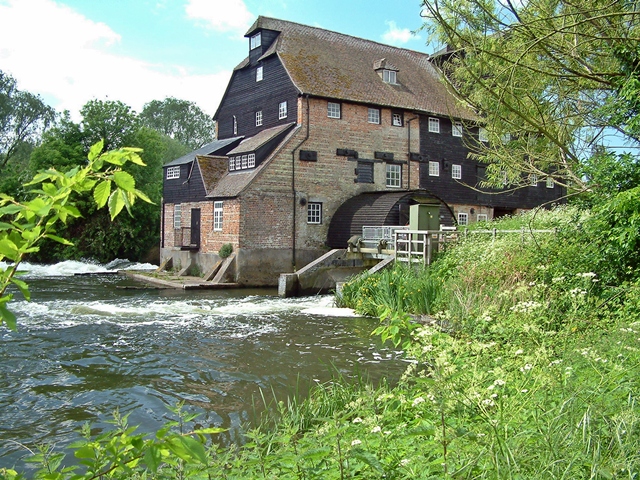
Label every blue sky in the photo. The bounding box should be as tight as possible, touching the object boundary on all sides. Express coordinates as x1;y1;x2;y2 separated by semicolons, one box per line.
0;0;431;119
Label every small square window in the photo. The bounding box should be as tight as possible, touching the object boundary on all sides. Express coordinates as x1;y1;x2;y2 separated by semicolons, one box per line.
213;201;223;231
241;155;248;169
452;122;463;137
529;174;538;186
328;102;341;119
166;166;180;179
279;101;287;119
477;214;488;222
429;161;440;176
383;69;397;84
247;153;256;168
429;117;440;133
386;164;401;188
307;202;322;224
250;32;261;49
452;164;462;179
367;108;380;124
546;177;554;188
392;112;403;127
255;110;262;127
256;66;263;81
458;212;468;226
479;127;488;142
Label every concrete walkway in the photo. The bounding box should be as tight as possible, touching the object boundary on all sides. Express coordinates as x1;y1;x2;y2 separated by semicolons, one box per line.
119;270;240;290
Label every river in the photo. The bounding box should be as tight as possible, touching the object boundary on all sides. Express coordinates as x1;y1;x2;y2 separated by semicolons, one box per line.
0;261;406;469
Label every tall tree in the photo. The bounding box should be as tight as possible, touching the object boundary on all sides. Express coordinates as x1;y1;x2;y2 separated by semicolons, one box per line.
140;97;216;150
0;70;55;171
421;0;640;193
80;99;140;151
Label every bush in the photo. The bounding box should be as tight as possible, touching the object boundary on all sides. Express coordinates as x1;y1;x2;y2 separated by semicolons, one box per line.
218;243;233;259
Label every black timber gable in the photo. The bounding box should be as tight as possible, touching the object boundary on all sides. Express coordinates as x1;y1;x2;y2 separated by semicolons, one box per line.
163;161;207;204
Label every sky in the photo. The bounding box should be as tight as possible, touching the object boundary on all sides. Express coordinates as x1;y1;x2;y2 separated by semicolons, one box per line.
0;0;431;120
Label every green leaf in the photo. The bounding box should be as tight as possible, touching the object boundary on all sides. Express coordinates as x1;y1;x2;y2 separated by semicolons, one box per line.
0;222;14;231
0;304;17;331
46;234;74;246
144;444;163;472
0;205;23;216
134;189;153;204
0;238;19;261
167;435;207;464
108;189;126;221
113;171;135;191
88;140;104;162
192;427;227;435
350;448;384;474
10;278;30;301
93;180;112;209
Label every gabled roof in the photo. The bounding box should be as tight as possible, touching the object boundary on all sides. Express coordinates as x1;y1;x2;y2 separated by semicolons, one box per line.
164;137;243;167
243;16;474;120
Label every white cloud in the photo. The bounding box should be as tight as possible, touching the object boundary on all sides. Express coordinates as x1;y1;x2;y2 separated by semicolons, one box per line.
185;0;253;34
0;0;230;119
382;21;417;46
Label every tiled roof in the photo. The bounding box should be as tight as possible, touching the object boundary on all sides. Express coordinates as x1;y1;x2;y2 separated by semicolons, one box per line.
227;123;296;155
197;156;229;196
164;137;243;167
245;17;474;120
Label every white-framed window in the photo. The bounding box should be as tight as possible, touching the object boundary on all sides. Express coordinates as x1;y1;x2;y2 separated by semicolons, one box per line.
233;115;237;135
428;117;440;133
501;133;511;143
241;155;248;169
229;157;235;171
452;121;463;137
429;161;440;176
307;202;322;224
386;164;401;188
452;164;462;179
255;110;262;126
546;176;554;188
328;102;341;119
166;166;180;179
279;101;287;119
247;153;256;168
392;112;403;127
173;204;181;229
250;32;261;49
367;108;380;124
213;201;223;231
383;69;397;84
458;212;468;226
529;174;538;186
256;66;263;81
477;213;488;222
479;127;488;142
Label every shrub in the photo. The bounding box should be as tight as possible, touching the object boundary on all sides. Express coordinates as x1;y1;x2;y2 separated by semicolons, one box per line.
218;243;233;259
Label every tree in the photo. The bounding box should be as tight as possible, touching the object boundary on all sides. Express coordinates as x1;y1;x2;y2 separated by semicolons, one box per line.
420;0;640;194
140;97;216;150
80;99;140;151
0;70;55;171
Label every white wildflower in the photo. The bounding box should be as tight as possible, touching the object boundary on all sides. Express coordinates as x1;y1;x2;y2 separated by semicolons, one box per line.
412;397;425;407
351;439;362;446
352;417;363;424
371;426;382;433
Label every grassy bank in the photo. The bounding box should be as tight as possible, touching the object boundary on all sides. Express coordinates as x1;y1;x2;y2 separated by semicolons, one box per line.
5;204;640;479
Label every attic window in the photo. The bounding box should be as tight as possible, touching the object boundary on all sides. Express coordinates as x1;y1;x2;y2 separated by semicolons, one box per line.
383;70;397;84
166;166;180;179
229;153;256;171
250;32;261;50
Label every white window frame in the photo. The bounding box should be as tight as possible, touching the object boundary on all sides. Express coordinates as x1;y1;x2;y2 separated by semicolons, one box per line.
546;177;554;188
279;101;287;119
255;110;263;127
452;121;463;137
229;157;235;171
173;204;181;229
213;201;223;231
328;102;341;119
250;32;261;50
383;69;397;84
367;108;380;124
529;174;538;186
386;164;401;188
458;212;469;226
166;166;180;180
233;115;237;135
307;202;322;224
241;155;248;169
452;164;462;179
392;112;403;127
247;153;256;168
479;127;488;143
256;66;263;82
477;213;488;222
428;117;440;133
429;161;440;177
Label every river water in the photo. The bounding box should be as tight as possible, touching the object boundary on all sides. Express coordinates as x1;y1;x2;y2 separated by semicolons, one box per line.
0;261;406;469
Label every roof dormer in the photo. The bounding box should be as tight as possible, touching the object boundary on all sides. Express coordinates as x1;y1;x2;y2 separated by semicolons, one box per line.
374;58;400;85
